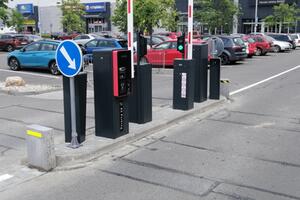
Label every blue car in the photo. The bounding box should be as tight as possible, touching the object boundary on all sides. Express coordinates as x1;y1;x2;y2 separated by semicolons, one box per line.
83;38;123;54
82;38;124;67
7;40;61;75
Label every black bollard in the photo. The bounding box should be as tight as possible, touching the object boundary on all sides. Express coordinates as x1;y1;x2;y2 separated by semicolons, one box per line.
193;44;208;103
209;58;221;100
173;59;195;110
129;64;152;124
63;72;87;144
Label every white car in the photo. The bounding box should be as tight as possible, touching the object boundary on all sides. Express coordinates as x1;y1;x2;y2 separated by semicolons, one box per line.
264;35;291;52
73;34;100;46
291;33;300;47
272;40;292;52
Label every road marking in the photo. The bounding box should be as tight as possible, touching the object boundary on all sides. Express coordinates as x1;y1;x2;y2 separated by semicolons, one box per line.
0;69;61;79
0;174;13;182
230;65;300;96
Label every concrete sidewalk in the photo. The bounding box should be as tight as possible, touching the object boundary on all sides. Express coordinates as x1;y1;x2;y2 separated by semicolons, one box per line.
0;69;226;191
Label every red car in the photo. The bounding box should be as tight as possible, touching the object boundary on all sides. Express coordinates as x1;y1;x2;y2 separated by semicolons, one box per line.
142;39;206;66
57;32;80;40
154;32;180;40
0;34;30;52
242;36;257;58
248;35;272;56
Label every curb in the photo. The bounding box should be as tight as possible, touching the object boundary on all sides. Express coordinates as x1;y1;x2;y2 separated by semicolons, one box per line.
0;87;62;96
55;98;227;170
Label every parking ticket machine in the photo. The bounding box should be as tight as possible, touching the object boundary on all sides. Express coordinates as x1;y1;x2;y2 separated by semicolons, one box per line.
93;49;132;139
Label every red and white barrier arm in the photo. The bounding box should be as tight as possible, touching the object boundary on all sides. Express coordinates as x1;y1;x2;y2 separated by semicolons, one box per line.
127;0;134;78
187;0;193;60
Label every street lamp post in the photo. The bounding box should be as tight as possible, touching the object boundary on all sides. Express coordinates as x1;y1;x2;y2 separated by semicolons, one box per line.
37;0;41;36
254;0;258;34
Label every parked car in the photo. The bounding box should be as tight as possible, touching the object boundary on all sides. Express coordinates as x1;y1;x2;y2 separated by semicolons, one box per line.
153;32;180;39
264;35;292;52
82;38;123;55
133;36;166;51
290;33;300;48
248;35;271;56
82;38;124;66
57;32;80;40
22;34;43;43
0;34;30;52
266;33;296;49
218;35;247;65
7;40;61;75
73;34;100;46
242;36;257;58
142;39;206;66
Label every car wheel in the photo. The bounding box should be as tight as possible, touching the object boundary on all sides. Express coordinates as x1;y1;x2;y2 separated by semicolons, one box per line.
6;45;14;52
49;61;60;75
9;57;20;71
255;48;262;56
220;53;230;65
273;45;281;53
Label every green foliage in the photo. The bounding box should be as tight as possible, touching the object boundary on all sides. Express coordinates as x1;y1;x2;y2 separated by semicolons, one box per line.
0;0;8;9
61;0;85;33
0;7;8;25
8;9;24;32
112;0;178;34
194;0;239;34
263;3;300;33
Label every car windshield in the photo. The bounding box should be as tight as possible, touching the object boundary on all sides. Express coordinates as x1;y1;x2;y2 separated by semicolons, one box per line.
264;35;274;42
290;35;297;40
233;37;244;46
247;38;255;43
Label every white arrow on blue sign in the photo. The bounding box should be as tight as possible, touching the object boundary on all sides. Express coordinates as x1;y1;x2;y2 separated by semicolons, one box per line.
55;40;83;77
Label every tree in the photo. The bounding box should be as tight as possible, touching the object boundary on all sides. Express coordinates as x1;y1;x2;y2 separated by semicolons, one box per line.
112;0;178;34
8;9;24;33
61;0;85;33
0;7;8;25
0;0;8;9
194;0;239;34
264;3;300;33
263;15;276;32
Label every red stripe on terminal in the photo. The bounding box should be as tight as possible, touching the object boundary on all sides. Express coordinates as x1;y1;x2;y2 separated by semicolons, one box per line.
189;5;191;18
188;32;191;44
128;0;131;13
128;32;131;48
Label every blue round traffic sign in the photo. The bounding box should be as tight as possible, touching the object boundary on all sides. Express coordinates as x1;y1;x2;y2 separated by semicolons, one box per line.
55;40;83;77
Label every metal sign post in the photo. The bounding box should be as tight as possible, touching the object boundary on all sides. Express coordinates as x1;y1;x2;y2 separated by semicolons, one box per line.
55;40;83;149
69;77;79;148
127;0;134;78
187;0;194;60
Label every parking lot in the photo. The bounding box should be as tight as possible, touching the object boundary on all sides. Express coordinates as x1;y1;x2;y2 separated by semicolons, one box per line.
1;47;300;95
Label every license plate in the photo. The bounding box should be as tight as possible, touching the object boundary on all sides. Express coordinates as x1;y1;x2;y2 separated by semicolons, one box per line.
21;42;27;45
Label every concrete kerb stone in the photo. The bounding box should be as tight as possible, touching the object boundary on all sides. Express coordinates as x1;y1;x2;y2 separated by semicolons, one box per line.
0;84;62;96
54;97;227;170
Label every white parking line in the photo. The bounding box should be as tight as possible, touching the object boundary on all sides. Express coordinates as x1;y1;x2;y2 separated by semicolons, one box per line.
0;69;61;79
0;174;13;182
230;65;300;96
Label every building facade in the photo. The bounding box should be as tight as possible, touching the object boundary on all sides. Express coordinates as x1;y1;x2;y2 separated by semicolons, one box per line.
238;0;300;33
6;0;117;34
175;0;300;34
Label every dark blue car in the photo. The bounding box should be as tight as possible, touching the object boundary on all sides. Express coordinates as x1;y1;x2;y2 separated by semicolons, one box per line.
83;38;123;54
83;38;124;66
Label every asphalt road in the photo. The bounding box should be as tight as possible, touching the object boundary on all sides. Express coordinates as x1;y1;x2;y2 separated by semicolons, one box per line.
0;49;300;199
